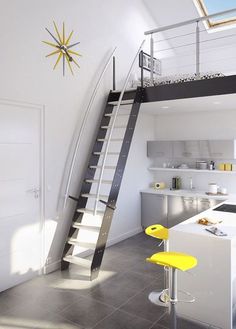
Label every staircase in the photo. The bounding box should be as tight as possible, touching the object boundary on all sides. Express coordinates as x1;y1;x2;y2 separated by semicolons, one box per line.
61;86;144;280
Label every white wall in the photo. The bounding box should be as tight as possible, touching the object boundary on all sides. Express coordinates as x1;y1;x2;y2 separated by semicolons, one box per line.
108;112;155;244
150;109;236;193
0;0;157;273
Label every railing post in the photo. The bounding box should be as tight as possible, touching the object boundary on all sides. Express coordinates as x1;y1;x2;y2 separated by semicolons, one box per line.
196;21;200;79
140;50;144;88
113;56;116;91
150;34;154;85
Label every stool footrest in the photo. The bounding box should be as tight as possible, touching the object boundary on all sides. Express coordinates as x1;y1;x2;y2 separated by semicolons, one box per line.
175;290;195;304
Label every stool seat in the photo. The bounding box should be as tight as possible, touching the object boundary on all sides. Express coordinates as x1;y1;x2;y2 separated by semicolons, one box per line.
145;224;169;240
146;251;197;272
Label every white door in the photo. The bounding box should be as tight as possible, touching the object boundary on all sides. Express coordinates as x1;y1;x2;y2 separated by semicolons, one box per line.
0;100;43;292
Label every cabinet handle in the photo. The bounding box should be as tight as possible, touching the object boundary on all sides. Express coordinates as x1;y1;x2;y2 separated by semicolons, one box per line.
200;199;210;204
183;197;194;203
183;152;192;157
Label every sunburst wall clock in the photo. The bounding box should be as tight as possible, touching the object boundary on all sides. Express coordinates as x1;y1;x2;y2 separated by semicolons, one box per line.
43;21;81;76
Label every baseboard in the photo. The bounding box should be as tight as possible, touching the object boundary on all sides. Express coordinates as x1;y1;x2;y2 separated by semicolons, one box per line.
106;226;143;247
43;259;61;274
43;226;143;274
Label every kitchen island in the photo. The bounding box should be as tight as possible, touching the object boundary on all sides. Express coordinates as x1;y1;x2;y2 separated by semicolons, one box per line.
169;199;236;329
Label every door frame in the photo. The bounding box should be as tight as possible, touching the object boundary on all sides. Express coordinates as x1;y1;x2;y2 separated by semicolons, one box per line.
0;97;45;274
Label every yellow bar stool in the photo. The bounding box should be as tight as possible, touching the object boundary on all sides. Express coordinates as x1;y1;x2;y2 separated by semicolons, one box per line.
147;251;198;329
145;224;169;306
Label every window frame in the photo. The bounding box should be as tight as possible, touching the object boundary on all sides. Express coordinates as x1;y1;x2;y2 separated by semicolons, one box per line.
195;0;236;29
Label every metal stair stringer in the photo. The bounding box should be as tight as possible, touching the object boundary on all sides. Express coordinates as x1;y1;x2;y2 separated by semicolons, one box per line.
61;96;115;271
61;86;145;279
90;86;144;280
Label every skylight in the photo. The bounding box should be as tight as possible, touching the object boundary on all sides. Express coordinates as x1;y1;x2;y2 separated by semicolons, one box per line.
195;0;236;30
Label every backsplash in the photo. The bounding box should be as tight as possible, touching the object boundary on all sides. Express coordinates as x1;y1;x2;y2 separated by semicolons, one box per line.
151;170;236;194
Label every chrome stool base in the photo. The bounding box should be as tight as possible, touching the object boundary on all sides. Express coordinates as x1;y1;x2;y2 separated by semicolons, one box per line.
148;290;169;307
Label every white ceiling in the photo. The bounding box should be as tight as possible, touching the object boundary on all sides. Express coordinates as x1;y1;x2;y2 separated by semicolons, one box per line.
140;92;236;115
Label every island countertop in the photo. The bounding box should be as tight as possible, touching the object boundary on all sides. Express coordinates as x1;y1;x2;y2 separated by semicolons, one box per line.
168;199;236;329
171;199;236;240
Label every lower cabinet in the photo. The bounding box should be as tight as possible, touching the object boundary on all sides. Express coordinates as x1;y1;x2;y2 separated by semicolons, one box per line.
197;197;222;212
141;193;168;228
141;193;224;229
167;196;198;228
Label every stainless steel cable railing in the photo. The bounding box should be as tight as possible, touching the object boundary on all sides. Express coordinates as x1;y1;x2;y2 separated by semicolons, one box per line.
144;7;236;83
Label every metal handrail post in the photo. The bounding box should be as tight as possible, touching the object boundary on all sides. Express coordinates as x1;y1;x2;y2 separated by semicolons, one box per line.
62;47;117;211
150;34;154;85
94;40;146;215
113;56;116;91
140;50;144;88
196;21;200;79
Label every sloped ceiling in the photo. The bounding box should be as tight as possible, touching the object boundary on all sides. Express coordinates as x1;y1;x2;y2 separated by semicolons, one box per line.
142;0;236;75
142;0;199;29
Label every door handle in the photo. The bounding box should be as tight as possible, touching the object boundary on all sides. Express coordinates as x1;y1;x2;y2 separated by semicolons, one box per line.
26;188;40;199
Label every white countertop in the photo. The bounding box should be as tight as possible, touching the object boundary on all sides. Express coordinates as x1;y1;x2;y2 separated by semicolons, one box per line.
140;188;233;200
171;200;236;240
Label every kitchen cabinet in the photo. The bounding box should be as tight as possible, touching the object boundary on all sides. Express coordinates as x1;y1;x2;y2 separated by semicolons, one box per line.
197;197;222;212
141;193;226;230
147;141;172;158
208;140;236;159
141;193;167;228
167;196;198;228
172;141;200;158
147;139;236;159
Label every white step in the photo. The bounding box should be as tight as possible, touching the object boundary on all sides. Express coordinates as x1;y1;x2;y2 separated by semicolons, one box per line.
68;238;96;249
63;255;92;268
93;152;119;156
89;165;116;170
101;125;126;129
108;100;134;105
76;208;105;215
97;138;123;142
111;88;136;93
85;179;113;184
105;113;129;117
72;222;101;231
81;193;109;200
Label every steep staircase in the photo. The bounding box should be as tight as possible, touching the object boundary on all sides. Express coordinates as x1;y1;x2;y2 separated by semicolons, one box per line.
61;86;144;280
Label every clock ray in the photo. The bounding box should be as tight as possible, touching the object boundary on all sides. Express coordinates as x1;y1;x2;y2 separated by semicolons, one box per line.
42;21;81;75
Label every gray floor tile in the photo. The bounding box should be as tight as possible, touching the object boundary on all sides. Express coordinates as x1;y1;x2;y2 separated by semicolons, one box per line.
92;309;153;329
0;232;215;329
87;277;139;308
60;294;115;327
1;303;55;328
119;287;167;323
156;312;210;329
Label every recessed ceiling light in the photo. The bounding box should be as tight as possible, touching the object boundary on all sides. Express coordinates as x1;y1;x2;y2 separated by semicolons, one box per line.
161;106;169;109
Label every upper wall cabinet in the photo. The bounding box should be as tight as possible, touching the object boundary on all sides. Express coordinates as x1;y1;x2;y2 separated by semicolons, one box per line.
147;140;236;159
147;141;172;158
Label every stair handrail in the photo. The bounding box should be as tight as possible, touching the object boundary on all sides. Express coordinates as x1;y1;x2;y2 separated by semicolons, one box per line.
94;40;146;215
62;47;117;211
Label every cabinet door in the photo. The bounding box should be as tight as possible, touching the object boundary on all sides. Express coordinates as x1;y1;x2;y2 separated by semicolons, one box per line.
147;141;172;158
141;193;167;229
197;198;225;212
173;141;200;158
167;196;198;228
209;140;235;159
199;140;210;158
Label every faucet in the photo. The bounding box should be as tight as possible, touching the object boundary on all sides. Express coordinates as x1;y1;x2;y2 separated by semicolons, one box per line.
189;177;194;190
